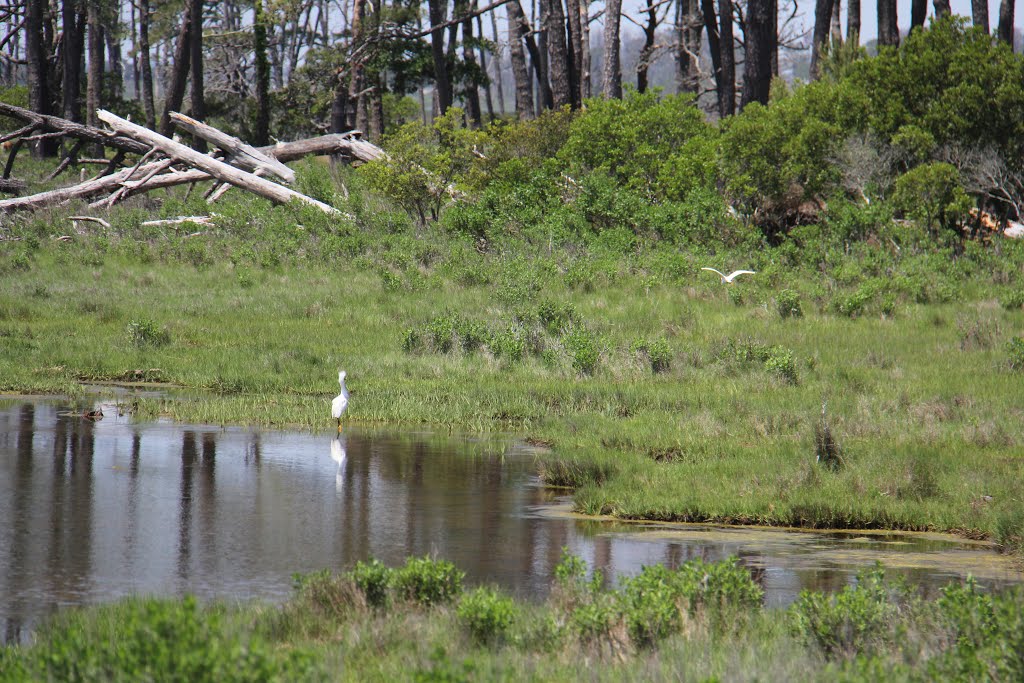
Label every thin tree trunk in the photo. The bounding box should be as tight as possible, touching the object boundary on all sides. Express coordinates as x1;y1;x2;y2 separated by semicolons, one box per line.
847;0;860;42
602;0;622;98
490;9;507;113
932;0;950;19
189;0;205;151
543;0;571;107
809;0;836;80
565;0;582;106
507;1;535;118
741;0;772;107
476;13;495;119
877;0;898;47
160;11;191;137
769;0;778;75
831;0;842;42
675;0;702;94
460;0;483;125
971;0;988;33
701;0;722;92
86;0;102;130
997;0;1015;45
717;0;734;116
579;0;590;98
427;0;451;114
636;1;656;93
910;0;926;31
139;0;155;128
349;0;368;130
105;25;123;103
61;0;82;122
512;0;552;108
253;0;270;145
27;0;56;157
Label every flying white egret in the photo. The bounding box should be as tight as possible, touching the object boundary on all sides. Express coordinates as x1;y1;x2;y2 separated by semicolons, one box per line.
330;434;347;491
332;371;349;432
701;267;756;284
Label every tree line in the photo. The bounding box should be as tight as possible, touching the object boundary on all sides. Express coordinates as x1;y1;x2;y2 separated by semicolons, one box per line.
1;0;1019;155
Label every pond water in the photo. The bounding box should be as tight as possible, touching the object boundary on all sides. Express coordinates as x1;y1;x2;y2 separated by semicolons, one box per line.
2;397;1021;643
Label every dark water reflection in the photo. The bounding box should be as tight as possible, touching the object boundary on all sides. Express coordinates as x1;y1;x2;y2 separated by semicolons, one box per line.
1;398;1021;643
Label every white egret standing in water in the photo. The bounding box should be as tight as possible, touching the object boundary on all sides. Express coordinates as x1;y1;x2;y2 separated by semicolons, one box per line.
332;371;349;432
330;434;347;491
701;267;755;284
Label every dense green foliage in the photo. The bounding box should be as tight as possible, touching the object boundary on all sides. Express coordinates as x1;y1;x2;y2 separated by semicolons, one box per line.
3;556;1023;682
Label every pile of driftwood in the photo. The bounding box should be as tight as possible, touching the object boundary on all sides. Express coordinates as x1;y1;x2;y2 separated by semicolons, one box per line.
0;103;385;214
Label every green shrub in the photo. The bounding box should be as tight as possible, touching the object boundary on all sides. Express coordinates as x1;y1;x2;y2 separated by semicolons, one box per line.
394;556;464;606
350;559;394;608
789;564;911;658
536;300;579;334
776;289;804;318
892;162;971;237
1007;337;1024;372
620;565;682;648
456;587;517;645
765;347;799;384
630;337;672;373
561;325;600;375
488;326;526;363
1000;290;1024;311
832;286;874;317
9;596;315;682
126;319;170;347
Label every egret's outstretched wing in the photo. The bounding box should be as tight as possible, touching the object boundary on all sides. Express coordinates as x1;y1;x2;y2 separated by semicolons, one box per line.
701;267;725;278
726;270;755;281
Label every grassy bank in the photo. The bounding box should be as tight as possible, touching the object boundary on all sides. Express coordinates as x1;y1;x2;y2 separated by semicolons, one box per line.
2;554;1022;682
2;200;1023;554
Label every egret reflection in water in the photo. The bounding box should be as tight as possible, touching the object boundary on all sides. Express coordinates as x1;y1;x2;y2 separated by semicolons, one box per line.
330;434;347;490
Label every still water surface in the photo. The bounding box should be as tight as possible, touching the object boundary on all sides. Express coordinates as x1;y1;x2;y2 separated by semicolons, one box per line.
2;397;1021;643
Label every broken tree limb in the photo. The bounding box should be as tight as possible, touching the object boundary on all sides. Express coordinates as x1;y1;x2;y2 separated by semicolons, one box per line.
0;133;381;212
96;110;340;215
70;215;112;229
140;215;215;227
169;112;295;184
0;102;151;156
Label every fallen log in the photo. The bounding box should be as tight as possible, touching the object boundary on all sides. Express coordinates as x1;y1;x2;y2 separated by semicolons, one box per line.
0;132;380;212
96;110;339;214
0;102;151;156
169;112;295;184
0;177;26;194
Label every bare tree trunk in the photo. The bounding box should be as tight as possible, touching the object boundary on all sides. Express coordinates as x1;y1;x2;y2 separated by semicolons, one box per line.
460;0;483;125
971;0;988;33
910;0;926;31
139;0;155;128
997;0;1015;45
717;0;734;116
27;0;56;157
932;0;950;19
160;11;191;137
105;15;122;102
476;13;496;119
847;0;860;42
86;0;102;130
369;73;384;139
602;0;622;98
512;0;552;108
349;0;368;131
61;0;82;122
636;1;656;93
701;0;722;93
741;0;772;107
579;0;591;98
427;0;452;114
489;10;507;113
877;0;898;47
830;0;842;42
543;0;571;107
565;0;582;106
809;0;836;79
507;1;535;118
253;0;270;145
189;0;205;151
769;0;778;75
675;0;702;94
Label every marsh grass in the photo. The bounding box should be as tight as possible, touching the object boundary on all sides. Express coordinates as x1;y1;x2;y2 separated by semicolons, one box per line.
4;555;1023;682
2;171;1024;553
